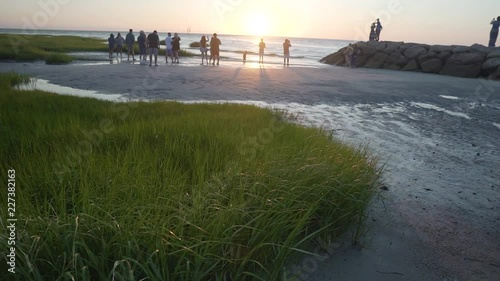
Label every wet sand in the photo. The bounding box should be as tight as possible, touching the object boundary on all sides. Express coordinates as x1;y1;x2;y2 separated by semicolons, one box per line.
1;60;499;280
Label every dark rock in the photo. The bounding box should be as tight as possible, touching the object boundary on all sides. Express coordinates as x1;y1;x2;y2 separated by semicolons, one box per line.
487;49;500;59
471;43;492;53
421;58;443;73
402;59;419;71
441;62;482;78
447;52;486;65
482;58;500;72
404;45;427;59
358;45;377;56
490;67;500;80
320;50;345;65
430;45;452;53
364;53;388;68
417;51;438;64
367;41;386;51
383;42;402;54
437;51;452;62
385;52;410;67
452;45;470;54
355;53;373;68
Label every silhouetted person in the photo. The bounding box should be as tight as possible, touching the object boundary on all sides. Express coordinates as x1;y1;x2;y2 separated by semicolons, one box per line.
259;38;266;64
172;33;181;64
243;51;247;63
165;32;173;63
108;33;115;59
210;33;221;65
369;23;377;41
376;19;383;41
115;33;125;59
200;35;209;65
147;30;160;66
283;39;291;66
489;16;500;47
138;30;147;61
126;29;135;61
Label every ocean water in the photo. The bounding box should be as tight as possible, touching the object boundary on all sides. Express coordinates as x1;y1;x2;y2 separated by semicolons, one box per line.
0;28;353;67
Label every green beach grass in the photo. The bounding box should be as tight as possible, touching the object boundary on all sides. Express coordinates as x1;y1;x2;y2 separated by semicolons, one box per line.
0;34;194;64
0;73;381;280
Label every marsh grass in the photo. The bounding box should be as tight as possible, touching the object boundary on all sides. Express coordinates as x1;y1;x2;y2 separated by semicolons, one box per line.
0;73;381;280
0;34;195;64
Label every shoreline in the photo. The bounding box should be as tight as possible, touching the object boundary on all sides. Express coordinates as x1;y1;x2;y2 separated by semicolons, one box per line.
1;62;500;280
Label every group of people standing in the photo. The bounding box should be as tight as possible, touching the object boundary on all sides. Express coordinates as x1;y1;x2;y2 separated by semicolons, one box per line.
369;19;383;42
199;33;222;65
107;29;182;66
108;30;293;66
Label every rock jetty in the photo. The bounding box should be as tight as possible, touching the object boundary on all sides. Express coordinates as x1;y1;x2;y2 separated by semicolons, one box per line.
320;41;500;80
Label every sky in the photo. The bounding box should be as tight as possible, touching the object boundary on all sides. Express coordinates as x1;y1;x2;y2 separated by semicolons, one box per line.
1;0;499;45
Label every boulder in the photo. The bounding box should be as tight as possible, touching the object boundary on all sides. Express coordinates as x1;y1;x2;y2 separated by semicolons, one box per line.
367;41;386;51
447;52;486;65
482;58;500;70
441;62;482;78
440;53;485;77
470;43;492;53
383;42;401;54
451;45;470;54
421;58;443;74
490;67;500;80
430;45;452;53
364;53;388;68
376;43;387;52
404;45;427;59
358;45;377;56
437;51;452;62
402;59;419;71
417;51;438;64
385;52;410;67
356;53;374;67
481;58;500;76
487;49;500;59
320;50;346;65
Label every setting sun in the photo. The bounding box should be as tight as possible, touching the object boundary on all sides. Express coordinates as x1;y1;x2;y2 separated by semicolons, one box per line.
245;12;273;36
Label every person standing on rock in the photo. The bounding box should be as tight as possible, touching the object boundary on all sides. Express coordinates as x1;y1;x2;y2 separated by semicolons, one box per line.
489;16;500;47
376;19;383;41
369;23;377;41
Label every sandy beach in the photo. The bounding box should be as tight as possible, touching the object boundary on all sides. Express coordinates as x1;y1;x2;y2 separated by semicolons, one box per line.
1;60;499;280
